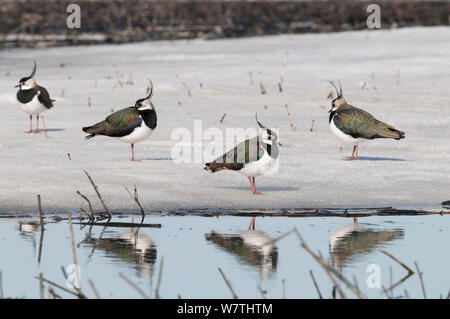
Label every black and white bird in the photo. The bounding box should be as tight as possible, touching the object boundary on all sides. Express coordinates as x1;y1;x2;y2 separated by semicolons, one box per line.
15;60;55;133
204;114;279;195
328;80;405;160
82;82;157;161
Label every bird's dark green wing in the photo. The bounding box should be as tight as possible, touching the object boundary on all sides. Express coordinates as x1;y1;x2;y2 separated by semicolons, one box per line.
218;136;264;165
37;85;54;109
334;107;403;139
104;107;142;137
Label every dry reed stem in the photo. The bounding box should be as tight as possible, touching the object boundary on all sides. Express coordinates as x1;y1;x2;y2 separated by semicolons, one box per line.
380;249;414;275
218;268;238;299
68;215;82;295
119;273;149;299
256;60;266;94
414;262;427;299
89;279;101;299
37;194;44;263
76;191;95;220
155;256;164;299
0;272;3;299
257;286;266;299
219;113;227;123
309;270;323;299
36;276;85;298
176;74;192;97
125;185;145;217
88;96;91;107
249;71;254;85
284;104;295;131
84;170;110;219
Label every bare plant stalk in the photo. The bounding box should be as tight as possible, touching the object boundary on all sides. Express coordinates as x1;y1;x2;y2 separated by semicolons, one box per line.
125;185;145;218
282;279;286;299
0;271;3;299
256;60;266;94
76;191;95;220
119;273;149;299
39;273;44;299
309;120;315;132
176;74;191;97
218;268;238;299
309;270;323;299
69;215;82;295
284;104;295;131
219;113;227;123
293;228;366;299
414;262;427;299
67;153;72;160
37;194;44;263
380;249;414;275
84;170;110;219
89;279;101;299
36;276;85;298
249;71;254;85
279;51;288;92
155;256;164;299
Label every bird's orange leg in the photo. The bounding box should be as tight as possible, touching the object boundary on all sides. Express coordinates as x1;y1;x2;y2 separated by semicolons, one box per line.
344;145;357;161
131;144;135;161
355;144;359;160
248;177;262;195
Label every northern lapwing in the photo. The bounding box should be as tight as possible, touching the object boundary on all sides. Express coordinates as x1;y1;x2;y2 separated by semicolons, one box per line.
15;60;55;133
328;80;405;160
82;82;157;161
204;114;279;195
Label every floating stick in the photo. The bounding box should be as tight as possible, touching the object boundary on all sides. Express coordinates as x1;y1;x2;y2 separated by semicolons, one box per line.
284;104;295;131
219;113;227;123
176;74;191;97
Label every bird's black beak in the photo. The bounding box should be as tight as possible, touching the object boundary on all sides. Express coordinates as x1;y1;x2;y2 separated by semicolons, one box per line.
328;108;332;113
14;84;20;88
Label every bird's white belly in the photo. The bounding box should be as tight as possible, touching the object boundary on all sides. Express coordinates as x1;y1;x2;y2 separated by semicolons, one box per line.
119;122;153;144
330;118;366;145
17;95;47;115
238;151;277;177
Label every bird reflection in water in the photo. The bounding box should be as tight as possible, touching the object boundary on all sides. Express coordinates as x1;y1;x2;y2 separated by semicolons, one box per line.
80;228;157;278
205;223;278;280
329;221;404;270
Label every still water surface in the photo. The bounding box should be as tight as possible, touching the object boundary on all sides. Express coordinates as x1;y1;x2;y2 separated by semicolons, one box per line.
0;214;449;298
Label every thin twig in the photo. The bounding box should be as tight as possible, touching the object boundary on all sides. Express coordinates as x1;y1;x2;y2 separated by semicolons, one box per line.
39;273;44;299
119;273;149;299
89;279;101;299
84;170;110;220
257;286;266;299
36;276;85;298
155;256;164;299
414;261;427;299
76;191;95;220
125;185;145;218
218;268;238;299
284;104;295;131
68;215;82;295
293;228;365;299
176;74;191;97
0;271;3;299
309;270;323;299
380;249;414;275
256;60;266;94
37;194;45;263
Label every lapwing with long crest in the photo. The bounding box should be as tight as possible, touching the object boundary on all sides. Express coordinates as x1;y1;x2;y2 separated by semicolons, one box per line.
204;114;279;195
82;81;157;161
15;60;55;133
328;80;405;160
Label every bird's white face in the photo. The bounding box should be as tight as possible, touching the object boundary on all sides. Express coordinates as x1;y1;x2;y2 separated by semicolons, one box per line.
136;99;154;111
16;78;36;90
260;129;278;145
